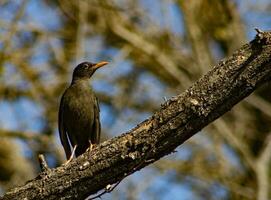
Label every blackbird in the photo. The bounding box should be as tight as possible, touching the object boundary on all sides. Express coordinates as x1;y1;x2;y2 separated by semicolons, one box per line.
58;61;108;163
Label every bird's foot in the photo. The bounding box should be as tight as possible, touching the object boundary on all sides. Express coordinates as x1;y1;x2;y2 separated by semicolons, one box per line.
64;156;73;165
63;145;77;165
87;142;96;152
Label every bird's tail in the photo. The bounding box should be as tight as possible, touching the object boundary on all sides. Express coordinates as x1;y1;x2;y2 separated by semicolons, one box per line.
75;145;88;157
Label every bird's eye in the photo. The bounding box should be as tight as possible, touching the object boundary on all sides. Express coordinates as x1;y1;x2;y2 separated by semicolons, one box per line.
83;64;89;69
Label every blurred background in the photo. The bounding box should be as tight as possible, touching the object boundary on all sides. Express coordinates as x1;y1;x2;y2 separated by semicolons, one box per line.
0;0;271;199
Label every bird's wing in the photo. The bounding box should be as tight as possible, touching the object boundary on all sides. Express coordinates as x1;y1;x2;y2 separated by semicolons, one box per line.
58;95;72;159
93;96;101;144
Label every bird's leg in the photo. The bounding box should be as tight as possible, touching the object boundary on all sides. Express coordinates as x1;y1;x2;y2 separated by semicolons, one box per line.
87;140;96;152
64;145;77;165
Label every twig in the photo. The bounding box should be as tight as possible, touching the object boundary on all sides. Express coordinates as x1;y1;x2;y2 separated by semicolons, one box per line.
38;154;50;172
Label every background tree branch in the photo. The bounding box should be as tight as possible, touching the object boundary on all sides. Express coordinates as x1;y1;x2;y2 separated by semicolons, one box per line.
2;30;271;200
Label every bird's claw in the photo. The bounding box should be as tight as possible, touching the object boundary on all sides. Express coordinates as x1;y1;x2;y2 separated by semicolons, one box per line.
87;142;96;152
63;145;77;165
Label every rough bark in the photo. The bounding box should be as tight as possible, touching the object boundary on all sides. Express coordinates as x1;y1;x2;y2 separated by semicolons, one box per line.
2;30;271;200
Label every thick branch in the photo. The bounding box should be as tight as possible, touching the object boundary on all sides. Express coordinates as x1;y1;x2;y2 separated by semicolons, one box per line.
2;31;271;200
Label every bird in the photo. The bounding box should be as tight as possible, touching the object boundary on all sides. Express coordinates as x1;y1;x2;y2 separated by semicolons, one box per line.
58;61;108;164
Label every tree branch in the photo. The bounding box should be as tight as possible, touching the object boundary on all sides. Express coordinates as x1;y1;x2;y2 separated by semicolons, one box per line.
2;30;271;200
256;134;271;200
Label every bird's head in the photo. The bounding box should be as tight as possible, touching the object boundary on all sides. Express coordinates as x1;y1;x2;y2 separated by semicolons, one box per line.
72;61;108;81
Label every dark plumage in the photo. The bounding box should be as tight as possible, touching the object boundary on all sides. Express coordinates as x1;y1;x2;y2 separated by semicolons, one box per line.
58;61;108;162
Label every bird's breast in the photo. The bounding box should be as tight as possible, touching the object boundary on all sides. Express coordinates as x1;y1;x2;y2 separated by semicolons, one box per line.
62;83;96;125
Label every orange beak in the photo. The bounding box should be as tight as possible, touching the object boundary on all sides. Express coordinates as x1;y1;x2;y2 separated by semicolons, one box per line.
93;61;109;70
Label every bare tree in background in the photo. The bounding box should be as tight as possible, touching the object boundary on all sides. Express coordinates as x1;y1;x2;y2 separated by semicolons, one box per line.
0;0;270;199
